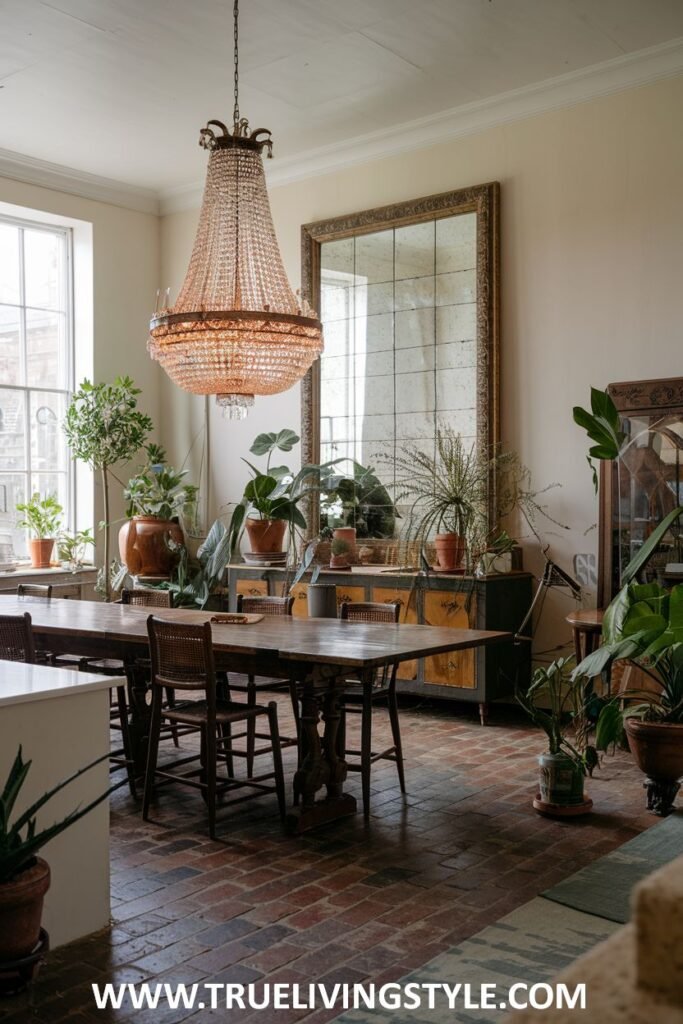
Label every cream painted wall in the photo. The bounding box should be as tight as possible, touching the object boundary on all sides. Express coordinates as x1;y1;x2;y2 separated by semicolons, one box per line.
0;177;161;559
162;73;683;655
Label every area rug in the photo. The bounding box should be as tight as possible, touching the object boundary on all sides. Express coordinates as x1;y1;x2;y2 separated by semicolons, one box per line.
336;899;618;1024
542;810;683;923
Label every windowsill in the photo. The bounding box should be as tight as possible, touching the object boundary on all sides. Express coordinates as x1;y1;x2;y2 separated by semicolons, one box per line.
0;565;97;578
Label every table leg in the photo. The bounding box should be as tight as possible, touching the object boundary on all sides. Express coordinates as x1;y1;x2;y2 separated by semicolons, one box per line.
286;666;357;833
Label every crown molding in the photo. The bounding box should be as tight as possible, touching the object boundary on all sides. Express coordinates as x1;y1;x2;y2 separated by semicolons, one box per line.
161;35;683;215
2;36;682;218
0;148;159;215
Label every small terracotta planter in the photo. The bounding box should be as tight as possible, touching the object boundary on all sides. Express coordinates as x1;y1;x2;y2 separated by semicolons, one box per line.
0;858;50;960
331;528;358;561
329;554;350;570
434;532;465;571
118;516;184;577
626;719;683;815
245;518;287;554
28;538;54;569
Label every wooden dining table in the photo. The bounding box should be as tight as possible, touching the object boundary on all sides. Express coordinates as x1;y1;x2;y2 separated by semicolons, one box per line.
1;595;511;831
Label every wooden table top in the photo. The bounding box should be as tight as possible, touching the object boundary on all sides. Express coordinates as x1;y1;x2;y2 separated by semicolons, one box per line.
566;608;604;630
1;595;511;669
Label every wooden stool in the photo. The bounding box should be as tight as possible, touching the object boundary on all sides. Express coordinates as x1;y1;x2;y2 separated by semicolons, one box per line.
566;608;603;664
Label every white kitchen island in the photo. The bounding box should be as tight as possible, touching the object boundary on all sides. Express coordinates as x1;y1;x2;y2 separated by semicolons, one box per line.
0;661;119;948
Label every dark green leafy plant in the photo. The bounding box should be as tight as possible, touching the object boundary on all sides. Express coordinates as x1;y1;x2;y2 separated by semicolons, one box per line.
16;494;62;538
517;658;597;775
575;506;683;747
572;387;626;491
0;747;113;885
227;429;344;558
64;378;153;600
319;461;398;539
155;519;232;608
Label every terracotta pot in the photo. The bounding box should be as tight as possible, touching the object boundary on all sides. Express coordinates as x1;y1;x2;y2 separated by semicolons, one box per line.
245;518;287;554
434;532;465;571
28;538;54;569
0;858;50;960
118;516;184;577
329;554;349;569
626;719;683;815
332;527;357;560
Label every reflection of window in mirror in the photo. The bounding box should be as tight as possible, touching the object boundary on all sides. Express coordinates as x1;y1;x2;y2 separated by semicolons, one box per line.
302;184;500;542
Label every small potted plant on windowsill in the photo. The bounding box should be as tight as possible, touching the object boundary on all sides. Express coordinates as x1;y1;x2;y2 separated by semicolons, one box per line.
57;528;95;572
517;657;597;817
0;747;111;985
15;494;63;569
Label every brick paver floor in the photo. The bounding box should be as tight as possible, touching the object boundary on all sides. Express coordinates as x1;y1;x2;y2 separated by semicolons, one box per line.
0;694;655;1023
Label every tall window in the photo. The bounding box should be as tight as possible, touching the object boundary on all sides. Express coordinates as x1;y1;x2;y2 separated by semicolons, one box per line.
0;216;73;559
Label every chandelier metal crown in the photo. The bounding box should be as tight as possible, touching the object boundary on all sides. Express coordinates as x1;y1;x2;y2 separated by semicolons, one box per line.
148;1;323;419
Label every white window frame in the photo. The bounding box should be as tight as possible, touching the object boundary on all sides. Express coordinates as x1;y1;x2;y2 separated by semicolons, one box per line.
0;212;76;548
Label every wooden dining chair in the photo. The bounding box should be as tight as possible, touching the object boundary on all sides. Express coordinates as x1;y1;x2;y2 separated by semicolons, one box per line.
144;616;286;839
120;587;181;746
338;601;405;818
0;612;36;663
232;594;299;777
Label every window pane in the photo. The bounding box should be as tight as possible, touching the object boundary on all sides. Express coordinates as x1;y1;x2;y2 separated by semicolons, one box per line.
30;391;67;473
26;309;67;388
0;472;29;560
24;229;64;311
0;305;22;385
31;473;68;525
0;224;20;305
0;388;26;471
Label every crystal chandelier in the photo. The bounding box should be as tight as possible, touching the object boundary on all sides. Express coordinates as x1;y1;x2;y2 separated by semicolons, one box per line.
149;0;323;419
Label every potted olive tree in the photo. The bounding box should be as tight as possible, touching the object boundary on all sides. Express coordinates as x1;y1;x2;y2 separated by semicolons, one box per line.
63;377;153;600
120;445;188;577
15;494;63;568
518;657;596;816
0;747;111;978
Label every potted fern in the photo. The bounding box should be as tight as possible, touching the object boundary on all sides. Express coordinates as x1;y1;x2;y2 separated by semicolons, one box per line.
0;747;111;967
15;494;63;568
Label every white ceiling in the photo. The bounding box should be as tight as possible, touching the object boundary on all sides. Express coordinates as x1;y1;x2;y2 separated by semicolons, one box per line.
2;0;683;200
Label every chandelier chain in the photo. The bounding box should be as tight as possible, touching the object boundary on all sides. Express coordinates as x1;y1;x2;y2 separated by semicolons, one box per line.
233;0;240;129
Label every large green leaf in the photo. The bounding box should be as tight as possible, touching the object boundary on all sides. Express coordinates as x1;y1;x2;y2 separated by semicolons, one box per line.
622;506;683;585
249;429;299;456
244;475;278;504
594;702;624;751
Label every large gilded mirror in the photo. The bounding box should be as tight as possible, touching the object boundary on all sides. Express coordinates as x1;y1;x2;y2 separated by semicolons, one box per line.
301;183;500;546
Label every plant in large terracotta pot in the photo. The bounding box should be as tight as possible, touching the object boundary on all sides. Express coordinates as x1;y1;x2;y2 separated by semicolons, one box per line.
576;507;683;815
227;429;308;557
0;747;111;983
120;445;189;577
15;494;62;568
64;377;152;600
517;657;597;817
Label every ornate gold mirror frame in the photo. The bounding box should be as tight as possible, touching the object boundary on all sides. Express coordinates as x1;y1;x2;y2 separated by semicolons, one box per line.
300;182;500;536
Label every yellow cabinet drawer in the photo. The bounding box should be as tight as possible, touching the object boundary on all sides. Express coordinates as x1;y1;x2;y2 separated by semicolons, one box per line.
423;590;477;688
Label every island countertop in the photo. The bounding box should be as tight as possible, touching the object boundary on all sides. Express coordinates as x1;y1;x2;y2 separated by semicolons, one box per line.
0;660;121;709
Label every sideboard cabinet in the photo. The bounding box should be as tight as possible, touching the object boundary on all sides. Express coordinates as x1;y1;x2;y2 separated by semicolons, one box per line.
227;565;532;724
